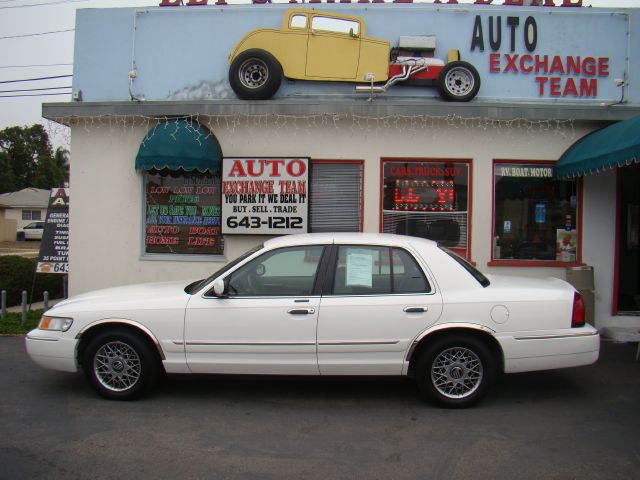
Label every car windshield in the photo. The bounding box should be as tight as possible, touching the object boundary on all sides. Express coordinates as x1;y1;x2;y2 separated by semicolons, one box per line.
439;246;490;288
184;244;264;294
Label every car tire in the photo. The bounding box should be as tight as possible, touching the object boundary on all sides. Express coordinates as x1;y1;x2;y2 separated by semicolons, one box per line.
83;329;160;400
415;334;496;408
437;61;481;102
16;232;25;241
229;49;282;100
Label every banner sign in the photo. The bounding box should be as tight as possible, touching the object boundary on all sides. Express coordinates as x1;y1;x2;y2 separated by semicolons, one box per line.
495;164;554;178
222;158;309;234
37;188;69;274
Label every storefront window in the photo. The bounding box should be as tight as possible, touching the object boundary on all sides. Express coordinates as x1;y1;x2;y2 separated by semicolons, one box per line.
492;161;579;264
144;170;224;256
382;159;470;258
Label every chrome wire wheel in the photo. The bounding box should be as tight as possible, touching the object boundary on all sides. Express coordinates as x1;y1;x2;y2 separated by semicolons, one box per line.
430;346;483;399
443;66;475;97
93;341;142;393
238;58;269;90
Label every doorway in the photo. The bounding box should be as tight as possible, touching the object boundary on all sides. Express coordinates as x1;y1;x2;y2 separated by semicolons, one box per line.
616;166;640;314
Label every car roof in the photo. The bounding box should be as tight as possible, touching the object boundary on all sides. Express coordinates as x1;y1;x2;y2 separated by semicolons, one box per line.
262;232;438;250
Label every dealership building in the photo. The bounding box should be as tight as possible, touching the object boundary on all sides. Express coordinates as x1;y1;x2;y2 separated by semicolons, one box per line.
43;1;640;334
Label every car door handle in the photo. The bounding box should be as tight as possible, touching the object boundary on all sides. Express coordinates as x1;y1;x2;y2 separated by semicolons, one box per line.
403;306;427;313
287;308;316;315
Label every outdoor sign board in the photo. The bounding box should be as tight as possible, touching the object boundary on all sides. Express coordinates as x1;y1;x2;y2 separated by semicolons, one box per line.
222;158;309;234
72;3;638;105
36;188;69;274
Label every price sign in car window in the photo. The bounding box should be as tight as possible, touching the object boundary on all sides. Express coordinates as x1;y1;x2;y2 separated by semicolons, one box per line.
346;251;373;288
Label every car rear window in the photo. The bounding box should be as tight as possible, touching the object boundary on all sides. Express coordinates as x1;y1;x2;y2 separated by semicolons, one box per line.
439;246;490;288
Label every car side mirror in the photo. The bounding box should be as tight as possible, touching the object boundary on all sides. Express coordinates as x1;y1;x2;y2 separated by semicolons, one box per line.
212;277;227;296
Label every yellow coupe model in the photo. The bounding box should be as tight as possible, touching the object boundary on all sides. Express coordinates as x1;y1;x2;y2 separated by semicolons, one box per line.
228;9;480;102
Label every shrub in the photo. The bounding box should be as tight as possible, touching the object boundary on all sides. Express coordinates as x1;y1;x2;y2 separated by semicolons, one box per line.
0;256;65;306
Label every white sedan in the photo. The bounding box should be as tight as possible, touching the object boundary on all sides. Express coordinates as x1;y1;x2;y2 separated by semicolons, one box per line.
26;233;599;407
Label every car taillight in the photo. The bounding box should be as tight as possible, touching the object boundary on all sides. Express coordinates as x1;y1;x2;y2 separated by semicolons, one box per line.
572;291;586;328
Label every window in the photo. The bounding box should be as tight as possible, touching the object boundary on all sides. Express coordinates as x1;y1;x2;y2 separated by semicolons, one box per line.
144;170;223;256
22;210;41;221
382;159;471;258
227;245;324;297
440;246;490;287
290;14;307;29
492;161;579;264
310;161;363;232
311;16;359;36
332;246;429;295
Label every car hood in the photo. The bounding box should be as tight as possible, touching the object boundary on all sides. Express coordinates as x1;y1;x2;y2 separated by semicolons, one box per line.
47;280;196;315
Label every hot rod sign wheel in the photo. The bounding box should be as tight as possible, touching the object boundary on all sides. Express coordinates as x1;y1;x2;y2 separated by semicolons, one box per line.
229;49;283;100
437;61;481;102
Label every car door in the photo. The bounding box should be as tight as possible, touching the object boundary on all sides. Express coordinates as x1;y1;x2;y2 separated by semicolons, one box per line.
305;15;361;80
317;245;443;376
184;244;327;375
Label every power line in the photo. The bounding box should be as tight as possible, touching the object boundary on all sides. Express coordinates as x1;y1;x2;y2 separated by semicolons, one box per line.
0;29;74;40
0;92;72;98
0;86;72;94
0;0;89;10
0;63;73;69
0;74;72;84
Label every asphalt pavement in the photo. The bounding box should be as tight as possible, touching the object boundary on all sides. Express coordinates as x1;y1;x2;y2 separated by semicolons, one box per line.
0;336;638;480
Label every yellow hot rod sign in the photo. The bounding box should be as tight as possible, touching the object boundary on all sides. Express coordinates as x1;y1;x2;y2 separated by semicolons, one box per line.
227;9;481;101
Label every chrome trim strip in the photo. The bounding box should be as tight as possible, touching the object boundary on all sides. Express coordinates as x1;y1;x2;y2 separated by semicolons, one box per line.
75;319;166;360
514;331;599;341
319;341;400;346
185;342;316;346
25;335;58;342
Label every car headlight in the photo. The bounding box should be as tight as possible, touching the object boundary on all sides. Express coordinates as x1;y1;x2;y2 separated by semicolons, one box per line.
38;316;73;332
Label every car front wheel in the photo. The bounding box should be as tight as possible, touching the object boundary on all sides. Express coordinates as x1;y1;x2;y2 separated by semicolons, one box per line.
416;334;496;407
83;329;160;400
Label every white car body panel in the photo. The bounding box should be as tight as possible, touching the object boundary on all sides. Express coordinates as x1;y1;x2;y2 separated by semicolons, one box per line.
184;294;320;374
317;292;443;375
26;233;599;387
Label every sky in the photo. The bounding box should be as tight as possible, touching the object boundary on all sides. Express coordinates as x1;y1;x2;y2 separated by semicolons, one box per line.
0;0;638;149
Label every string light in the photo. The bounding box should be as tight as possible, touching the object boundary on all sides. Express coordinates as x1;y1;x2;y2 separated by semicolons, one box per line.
44;113;577;149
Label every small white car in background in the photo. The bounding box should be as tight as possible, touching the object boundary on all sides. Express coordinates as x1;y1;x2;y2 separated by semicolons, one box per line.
26;233;599;407
16;221;45;241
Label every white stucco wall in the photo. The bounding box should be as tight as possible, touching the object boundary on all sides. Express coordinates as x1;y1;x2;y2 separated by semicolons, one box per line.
68;115;631;330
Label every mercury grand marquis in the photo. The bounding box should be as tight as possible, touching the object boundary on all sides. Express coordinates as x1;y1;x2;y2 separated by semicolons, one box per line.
26;233;599;407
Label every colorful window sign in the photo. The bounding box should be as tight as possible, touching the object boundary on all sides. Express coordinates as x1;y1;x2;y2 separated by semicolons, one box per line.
222;158;309;235
382;159;470;257
144;171;224;255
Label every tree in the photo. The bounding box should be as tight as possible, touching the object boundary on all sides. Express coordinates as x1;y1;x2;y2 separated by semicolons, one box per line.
0;150;16;193
0;124;69;193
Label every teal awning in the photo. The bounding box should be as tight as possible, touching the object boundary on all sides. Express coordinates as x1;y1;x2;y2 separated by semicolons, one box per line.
556;115;640;179
135;120;222;173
